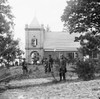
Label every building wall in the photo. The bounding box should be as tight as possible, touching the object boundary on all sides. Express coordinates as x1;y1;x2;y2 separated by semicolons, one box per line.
44;51;79;59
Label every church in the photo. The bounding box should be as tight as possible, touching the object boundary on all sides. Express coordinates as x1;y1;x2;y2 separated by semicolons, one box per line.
25;17;80;63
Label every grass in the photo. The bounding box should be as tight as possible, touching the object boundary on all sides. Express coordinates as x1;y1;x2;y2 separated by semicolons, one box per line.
1;64;100;85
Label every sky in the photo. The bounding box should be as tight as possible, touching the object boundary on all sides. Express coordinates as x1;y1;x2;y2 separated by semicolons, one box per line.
8;0;67;51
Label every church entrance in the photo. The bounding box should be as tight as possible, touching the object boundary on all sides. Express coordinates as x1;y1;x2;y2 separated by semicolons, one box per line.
30;51;39;64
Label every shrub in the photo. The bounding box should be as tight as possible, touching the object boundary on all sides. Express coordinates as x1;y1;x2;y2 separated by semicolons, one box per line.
72;59;95;81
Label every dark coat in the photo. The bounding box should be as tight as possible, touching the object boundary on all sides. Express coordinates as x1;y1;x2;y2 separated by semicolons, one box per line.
22;61;27;70
59;58;67;73
48;57;53;65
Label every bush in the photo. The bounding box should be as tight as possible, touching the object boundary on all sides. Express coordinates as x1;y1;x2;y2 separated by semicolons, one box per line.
72;59;95;81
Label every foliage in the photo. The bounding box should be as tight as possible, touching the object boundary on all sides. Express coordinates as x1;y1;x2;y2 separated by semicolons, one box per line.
61;0;100;57
1;39;24;62
0;0;23;66
72;59;95;80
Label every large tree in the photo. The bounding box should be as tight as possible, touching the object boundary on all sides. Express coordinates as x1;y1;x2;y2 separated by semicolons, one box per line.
61;0;100;57
0;0;23;66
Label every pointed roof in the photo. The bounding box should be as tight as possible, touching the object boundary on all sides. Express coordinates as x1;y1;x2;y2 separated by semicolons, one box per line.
29;16;41;29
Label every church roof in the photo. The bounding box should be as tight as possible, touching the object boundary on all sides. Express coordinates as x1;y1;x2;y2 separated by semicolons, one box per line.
44;32;80;51
29;17;41;28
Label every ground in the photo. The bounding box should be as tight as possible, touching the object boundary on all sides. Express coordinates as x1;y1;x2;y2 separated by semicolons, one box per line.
1;79;100;99
0;65;100;99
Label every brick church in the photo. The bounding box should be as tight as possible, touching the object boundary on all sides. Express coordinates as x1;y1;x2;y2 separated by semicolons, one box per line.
25;17;80;63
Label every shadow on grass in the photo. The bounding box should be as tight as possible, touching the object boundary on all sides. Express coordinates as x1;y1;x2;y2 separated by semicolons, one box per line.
3;75;100;92
7;77;80;90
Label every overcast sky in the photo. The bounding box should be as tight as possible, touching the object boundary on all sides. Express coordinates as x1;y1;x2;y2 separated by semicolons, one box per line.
9;0;67;50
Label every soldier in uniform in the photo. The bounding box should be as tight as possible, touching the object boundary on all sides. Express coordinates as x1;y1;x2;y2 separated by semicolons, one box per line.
43;58;48;73
22;58;28;74
59;54;67;81
48;55;54;72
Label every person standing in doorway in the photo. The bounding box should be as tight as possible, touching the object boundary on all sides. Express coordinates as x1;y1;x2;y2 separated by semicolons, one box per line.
59;54;67;81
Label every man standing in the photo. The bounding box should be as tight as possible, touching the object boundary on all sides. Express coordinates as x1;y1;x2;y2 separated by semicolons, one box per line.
48;55;54;72
59;55;67;81
22;58;28;75
43;58;48;73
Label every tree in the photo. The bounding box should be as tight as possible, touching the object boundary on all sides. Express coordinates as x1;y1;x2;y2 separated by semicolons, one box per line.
1;38;24;65
0;0;23;67
61;0;100;58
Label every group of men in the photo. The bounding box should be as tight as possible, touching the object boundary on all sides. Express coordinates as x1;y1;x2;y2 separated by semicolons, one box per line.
43;54;67;81
21;54;67;81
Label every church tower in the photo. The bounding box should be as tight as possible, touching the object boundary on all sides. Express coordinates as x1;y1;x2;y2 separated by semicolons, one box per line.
25;17;44;63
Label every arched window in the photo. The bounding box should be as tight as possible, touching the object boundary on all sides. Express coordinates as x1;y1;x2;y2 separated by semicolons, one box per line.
31;36;37;47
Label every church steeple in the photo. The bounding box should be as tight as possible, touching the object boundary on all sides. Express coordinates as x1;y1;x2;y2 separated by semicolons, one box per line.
29;16;41;29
